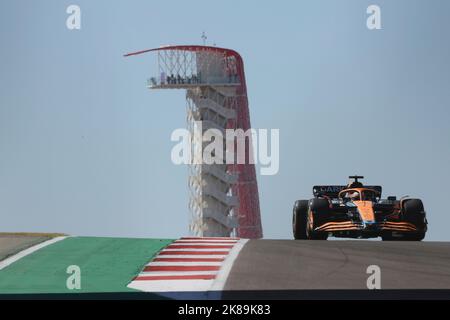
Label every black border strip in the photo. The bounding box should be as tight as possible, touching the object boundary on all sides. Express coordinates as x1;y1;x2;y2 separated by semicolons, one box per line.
1;289;450;300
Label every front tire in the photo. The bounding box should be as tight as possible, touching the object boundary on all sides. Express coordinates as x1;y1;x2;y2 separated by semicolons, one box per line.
293;200;309;240
402;233;426;241
402;199;426;226
306;199;329;240
400;198;427;241
381;232;425;241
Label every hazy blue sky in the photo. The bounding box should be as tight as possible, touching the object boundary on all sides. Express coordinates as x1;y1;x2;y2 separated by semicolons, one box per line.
1;0;449;240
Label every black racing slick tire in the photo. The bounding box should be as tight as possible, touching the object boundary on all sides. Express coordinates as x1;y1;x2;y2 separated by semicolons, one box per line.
383;199;426;241
306;211;328;240
403;199;426;224
306;199;329;240
403;233;426;241
381;234;393;241
382;232;425;241
402;199;427;239
293;200;309;240
309;198;329;212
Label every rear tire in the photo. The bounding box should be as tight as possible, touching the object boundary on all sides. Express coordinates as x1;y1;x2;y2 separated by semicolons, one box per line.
310;198;329;212
293;200;309;240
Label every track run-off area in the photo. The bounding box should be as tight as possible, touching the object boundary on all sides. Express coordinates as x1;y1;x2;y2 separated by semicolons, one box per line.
1;234;450;296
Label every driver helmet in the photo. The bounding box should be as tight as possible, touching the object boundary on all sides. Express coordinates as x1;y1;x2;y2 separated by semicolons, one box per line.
345;191;359;200
347;181;363;188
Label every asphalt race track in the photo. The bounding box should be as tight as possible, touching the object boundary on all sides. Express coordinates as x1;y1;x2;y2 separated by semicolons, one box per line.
224;240;450;290
0;234;51;262
2;236;450;298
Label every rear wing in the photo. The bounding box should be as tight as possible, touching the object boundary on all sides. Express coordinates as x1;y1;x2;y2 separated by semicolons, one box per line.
313;185;382;198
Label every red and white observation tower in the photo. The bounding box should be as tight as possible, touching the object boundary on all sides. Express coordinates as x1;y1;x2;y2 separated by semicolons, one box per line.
125;45;262;239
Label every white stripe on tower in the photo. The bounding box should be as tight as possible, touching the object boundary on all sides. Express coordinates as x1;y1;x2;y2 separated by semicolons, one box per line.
127;237;247;292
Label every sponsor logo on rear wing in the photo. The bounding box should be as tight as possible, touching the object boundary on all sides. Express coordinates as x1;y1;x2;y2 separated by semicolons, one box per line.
313;186;382;198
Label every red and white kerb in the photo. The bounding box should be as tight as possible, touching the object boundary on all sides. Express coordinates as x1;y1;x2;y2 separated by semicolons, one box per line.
127;237;246;292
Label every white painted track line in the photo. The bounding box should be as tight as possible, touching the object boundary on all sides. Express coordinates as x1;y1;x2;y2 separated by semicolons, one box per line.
148;261;222;266
130;279;215;293
0;236;67;271
175;242;237;244
162;248;231;251
211;239;248;291
139;271;219;276
174;240;238;244
127;237;248;293
153;254;227;259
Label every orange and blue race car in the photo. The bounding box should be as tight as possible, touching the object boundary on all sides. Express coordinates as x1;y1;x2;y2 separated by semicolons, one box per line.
292;176;428;241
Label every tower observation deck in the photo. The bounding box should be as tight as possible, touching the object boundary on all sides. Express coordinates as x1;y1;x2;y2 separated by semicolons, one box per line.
125;45;262;239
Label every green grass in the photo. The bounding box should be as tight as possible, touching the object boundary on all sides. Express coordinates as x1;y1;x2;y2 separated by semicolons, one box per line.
0;236;173;293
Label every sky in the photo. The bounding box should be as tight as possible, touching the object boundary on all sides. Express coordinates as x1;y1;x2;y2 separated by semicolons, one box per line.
1;0;450;240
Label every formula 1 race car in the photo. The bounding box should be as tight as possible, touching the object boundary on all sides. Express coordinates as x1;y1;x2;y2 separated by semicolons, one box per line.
292;176;428;241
